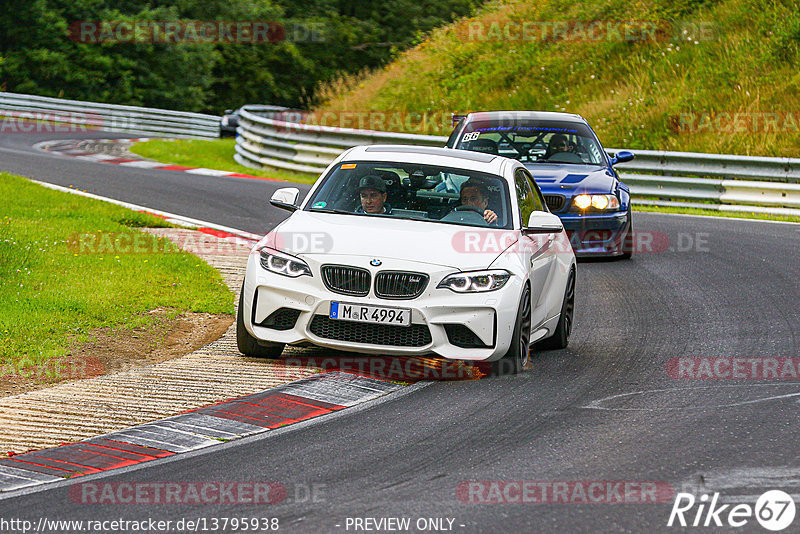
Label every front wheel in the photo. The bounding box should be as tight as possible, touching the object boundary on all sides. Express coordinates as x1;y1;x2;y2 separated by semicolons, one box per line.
491;285;532;376
534;268;575;351
236;284;285;358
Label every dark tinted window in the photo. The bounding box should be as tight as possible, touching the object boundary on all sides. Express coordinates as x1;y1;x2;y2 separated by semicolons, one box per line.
305;161;513;229
457;119;605;165
521;169;546;212
514;169;539;226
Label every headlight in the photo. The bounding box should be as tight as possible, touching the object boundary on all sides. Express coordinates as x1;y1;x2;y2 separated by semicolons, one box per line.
259;248;312;278
573;194;620;211
437;270;511;293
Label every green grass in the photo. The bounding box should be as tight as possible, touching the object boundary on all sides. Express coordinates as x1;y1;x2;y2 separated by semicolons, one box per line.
313;0;800;158
130;138;319;185
0;172;234;377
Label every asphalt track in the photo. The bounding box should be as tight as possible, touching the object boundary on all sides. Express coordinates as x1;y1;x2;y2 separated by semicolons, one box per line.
2;131;800;533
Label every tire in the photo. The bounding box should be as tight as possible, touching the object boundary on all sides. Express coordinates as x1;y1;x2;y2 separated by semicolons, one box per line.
534;268;575;351
236;284;285;358
491;284;532;376
620;212;633;259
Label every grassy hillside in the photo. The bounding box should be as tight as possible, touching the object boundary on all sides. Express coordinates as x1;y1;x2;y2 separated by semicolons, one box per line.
314;0;800;157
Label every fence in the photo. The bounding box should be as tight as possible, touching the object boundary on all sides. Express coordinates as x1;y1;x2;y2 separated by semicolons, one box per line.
0;92;220;138
233;106;800;216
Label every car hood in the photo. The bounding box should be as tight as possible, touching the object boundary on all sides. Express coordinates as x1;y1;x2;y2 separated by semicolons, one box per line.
259;211;514;270
522;163;618;194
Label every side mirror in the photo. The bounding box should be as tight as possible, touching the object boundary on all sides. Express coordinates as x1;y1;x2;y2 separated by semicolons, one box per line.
609;150;635;166
270;188;300;212
523;211;563;234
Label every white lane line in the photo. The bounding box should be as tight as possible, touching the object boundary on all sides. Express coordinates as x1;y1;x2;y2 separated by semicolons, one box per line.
29;179;262;242
84;153;120;161
583;383;800;411
0;465;61;483
117;160;165;168
184;168;234;176
633;209;800;226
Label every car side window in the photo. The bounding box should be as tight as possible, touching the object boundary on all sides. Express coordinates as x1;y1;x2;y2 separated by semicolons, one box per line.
514;169;539;226
521;170;546;212
446;121;463;148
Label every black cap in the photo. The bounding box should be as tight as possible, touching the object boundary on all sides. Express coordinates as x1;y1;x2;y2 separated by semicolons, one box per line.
358;175;386;193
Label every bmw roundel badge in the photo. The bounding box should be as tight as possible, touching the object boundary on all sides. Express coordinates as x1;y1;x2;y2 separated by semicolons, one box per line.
370;259;382;266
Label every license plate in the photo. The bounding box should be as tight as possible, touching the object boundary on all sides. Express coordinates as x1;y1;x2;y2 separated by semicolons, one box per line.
329;302;411;327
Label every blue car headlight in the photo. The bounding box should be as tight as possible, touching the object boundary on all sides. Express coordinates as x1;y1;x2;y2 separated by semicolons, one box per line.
259;247;312;278
573;194;620;211
437;270;511;293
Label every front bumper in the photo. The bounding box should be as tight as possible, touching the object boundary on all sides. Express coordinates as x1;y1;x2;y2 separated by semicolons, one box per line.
241;253;525;361
558;210;630;257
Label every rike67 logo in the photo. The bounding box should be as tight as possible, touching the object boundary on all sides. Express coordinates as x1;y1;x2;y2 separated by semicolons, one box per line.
668;490;796;531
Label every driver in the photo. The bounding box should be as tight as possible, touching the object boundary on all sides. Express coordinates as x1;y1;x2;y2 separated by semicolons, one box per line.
546;134;572;158
355;175;391;214
457;179;498;224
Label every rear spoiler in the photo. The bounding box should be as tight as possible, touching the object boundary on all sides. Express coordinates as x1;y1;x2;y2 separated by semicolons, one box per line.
451;113;468;126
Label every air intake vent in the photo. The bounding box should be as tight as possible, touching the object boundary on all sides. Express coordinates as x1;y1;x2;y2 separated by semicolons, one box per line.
444;324;492;349
258;308;301;331
309;316;432;347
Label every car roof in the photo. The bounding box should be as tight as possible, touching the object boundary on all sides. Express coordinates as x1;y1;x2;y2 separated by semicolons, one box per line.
340;144;511;175
462;110;588;125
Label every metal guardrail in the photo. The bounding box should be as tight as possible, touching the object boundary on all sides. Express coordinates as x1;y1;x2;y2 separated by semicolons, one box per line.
612;149;800;216
0;92;220;138
233;105;446;174
233;105;800;216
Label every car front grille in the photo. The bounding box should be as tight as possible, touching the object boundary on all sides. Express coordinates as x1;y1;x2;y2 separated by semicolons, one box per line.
258;308;301;331
375;271;429;299
309;315;432;347
321;265;371;296
544;194;567;212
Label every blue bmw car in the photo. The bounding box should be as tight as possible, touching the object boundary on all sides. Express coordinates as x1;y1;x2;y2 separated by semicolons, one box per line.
446;111;634;258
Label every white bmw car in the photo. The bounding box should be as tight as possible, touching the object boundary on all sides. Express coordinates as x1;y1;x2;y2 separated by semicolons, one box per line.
237;145;576;374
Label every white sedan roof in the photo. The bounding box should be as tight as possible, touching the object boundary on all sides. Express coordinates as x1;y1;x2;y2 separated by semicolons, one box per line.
463;110;587;124
339;144;511;176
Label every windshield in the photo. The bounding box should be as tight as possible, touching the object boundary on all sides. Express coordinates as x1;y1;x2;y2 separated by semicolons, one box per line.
456;119;606;165
304;161;513;229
